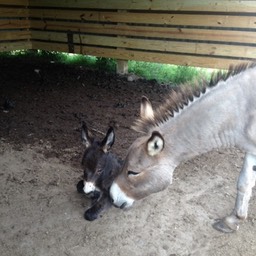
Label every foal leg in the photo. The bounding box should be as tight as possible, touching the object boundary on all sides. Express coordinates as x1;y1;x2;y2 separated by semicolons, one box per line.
84;193;112;221
213;153;256;233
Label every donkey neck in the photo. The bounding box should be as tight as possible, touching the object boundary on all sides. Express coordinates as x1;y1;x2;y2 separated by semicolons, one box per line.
157;78;246;164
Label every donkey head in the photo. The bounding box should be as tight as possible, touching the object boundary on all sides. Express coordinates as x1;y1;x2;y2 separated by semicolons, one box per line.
79;122;115;200
110;97;175;209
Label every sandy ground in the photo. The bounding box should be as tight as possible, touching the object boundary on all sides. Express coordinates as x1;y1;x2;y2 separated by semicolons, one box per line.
0;56;256;256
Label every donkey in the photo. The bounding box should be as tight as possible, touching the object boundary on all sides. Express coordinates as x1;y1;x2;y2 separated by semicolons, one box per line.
76;122;121;221
110;63;256;233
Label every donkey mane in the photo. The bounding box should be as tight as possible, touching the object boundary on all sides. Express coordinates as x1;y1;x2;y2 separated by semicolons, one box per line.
133;62;256;133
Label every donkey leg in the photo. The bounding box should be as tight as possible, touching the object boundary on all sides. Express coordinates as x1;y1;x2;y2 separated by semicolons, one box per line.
213;153;256;233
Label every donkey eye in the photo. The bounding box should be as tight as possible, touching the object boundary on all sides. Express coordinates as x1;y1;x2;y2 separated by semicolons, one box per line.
127;170;139;177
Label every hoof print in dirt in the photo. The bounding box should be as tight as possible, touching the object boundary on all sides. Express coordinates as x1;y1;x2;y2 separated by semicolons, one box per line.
77;121;121;221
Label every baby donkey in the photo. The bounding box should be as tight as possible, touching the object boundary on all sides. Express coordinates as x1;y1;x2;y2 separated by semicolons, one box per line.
76;122;121;221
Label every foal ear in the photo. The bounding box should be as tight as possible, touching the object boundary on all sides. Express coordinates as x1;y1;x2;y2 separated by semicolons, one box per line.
101;127;115;153
81;121;94;148
140;96;154;120
147;131;164;156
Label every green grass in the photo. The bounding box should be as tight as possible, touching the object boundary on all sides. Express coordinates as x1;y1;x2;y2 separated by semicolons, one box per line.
0;50;214;84
128;60;213;85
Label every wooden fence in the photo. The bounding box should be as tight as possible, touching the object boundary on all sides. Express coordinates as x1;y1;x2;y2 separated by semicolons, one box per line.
1;0;256;69
0;0;31;52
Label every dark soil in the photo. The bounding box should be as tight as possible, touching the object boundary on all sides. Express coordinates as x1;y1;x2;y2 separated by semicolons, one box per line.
0;56;170;164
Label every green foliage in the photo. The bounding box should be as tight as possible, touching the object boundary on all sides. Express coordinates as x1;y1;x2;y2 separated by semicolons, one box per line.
56;53;96;66
95;57;116;72
128;60;211;85
0;50;213;84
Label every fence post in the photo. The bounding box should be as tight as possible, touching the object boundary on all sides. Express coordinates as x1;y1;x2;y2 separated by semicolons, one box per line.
116;60;128;74
116;10;128;75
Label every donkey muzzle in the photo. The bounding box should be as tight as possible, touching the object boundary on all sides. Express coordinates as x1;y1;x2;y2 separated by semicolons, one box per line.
110;182;134;209
111;201;127;209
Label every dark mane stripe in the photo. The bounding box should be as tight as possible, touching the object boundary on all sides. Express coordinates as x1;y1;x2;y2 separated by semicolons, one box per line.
133;62;256;133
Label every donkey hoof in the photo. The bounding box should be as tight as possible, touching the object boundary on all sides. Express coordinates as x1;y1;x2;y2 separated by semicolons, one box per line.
76;180;84;194
212;219;238;233
84;209;98;221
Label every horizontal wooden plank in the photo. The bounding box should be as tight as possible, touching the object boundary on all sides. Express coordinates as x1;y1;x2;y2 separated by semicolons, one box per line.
0;19;30;29
31;30;66;42
0;40;31;52
75;46;251;69
27;0;256;13
0;7;29;17
73;36;256;59
30;21;256;45
31;40;249;69
0;30;30;41
31;40;69;53
0;0;28;6
29;9;256;29
31;31;256;59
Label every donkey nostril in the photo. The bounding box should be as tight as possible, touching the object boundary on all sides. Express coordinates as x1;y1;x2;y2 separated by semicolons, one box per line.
120;202;127;209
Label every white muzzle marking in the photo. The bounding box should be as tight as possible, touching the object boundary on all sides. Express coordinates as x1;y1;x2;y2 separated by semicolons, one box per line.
83;182;96;194
110;182;134;209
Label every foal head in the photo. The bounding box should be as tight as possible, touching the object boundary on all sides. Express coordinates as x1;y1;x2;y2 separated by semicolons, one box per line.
79;122;115;199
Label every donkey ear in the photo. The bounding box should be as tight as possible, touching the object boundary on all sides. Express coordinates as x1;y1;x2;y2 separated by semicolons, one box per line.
140;96;154;120
101;127;115;153
147;131;164;156
81;121;94;148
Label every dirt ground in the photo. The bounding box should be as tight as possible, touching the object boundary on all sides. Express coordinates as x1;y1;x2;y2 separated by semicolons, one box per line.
0;56;256;256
